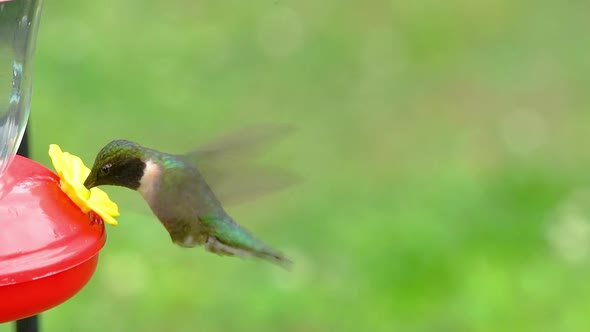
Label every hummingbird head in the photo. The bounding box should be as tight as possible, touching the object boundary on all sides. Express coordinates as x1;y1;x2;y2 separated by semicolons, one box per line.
84;140;146;190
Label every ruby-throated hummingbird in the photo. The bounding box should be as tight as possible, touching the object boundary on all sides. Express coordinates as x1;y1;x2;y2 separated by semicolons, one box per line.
83;129;293;268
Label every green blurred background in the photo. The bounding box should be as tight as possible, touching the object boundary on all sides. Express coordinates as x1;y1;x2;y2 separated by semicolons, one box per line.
4;0;590;331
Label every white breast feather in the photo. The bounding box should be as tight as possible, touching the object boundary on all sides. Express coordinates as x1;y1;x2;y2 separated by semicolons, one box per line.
138;160;161;202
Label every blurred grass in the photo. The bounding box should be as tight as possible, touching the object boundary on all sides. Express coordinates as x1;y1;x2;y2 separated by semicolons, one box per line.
3;0;590;331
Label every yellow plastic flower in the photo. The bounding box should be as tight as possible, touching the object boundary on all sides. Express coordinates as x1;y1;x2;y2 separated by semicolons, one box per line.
48;144;120;226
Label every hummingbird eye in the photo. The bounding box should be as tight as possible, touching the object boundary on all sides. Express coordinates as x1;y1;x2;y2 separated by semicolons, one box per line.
99;164;111;176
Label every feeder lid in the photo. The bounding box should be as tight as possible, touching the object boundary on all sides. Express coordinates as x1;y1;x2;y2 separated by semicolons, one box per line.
0;155;106;286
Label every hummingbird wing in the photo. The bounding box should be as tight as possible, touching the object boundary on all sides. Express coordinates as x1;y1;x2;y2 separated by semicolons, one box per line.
183;124;300;205
188;123;295;160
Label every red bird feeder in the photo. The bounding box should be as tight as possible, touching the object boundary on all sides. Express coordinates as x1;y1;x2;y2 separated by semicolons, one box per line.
0;0;105;326
0;156;106;323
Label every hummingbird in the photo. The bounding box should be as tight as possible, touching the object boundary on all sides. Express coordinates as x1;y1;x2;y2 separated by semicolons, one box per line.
83;130;293;268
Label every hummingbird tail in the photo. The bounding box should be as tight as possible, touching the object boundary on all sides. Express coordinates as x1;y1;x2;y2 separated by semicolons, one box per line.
254;246;293;270
207;217;293;269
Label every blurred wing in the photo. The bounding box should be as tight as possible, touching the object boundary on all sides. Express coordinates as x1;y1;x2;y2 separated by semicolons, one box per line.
184;124;299;205
186;123;295;162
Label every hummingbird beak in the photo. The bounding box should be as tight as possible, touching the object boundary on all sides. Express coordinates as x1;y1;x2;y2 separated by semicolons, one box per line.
84;170;97;189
